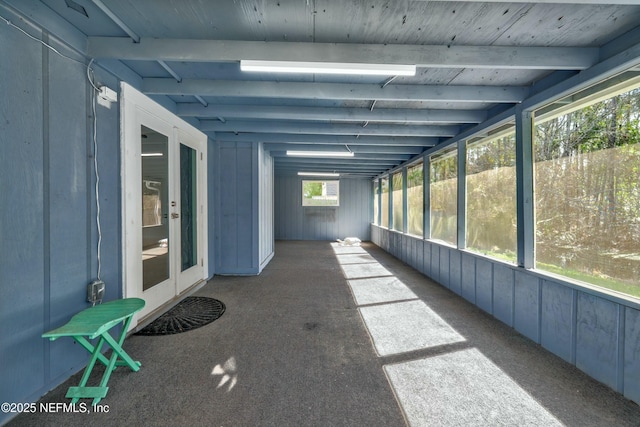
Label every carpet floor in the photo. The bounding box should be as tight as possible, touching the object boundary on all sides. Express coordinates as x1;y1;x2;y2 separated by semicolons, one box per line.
8;241;640;427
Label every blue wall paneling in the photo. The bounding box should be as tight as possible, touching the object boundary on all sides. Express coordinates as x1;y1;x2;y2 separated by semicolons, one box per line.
372;226;640;405
274;175;371;241
0;23;122;424
575;293;619;390
625;308;640;402
214;141;274;275
541;280;576;364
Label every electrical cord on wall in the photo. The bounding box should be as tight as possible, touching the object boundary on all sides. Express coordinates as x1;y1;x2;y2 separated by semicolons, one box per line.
88;60;102;283
4;13;105;301
1;15;85;66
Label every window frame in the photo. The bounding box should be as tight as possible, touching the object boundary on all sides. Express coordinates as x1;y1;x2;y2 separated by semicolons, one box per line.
301;179;340;207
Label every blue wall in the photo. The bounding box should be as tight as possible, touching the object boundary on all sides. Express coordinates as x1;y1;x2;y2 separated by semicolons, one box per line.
213;141;274;274
274;175;372;241
0;25;121;423
371;226;640;405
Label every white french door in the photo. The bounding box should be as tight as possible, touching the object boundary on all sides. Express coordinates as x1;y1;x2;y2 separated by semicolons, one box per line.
175;128;207;294
121;83;208;323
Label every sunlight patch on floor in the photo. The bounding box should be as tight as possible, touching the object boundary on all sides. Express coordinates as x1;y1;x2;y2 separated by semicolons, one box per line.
348;276;418;305
333;253;378;265
359;300;465;356
330;242;368;255
211;356;238;392
332;242;564;426
385;348;563;427
339;263;393;280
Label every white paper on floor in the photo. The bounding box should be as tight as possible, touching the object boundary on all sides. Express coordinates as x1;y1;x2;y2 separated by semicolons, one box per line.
385;348;562;427
359;300;465;356
348;276;417;306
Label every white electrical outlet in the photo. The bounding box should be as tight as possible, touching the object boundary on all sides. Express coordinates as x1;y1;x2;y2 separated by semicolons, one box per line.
99;86;118;103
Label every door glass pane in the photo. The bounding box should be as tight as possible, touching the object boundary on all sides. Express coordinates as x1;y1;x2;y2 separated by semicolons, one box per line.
180;144;197;271
141;125;170;290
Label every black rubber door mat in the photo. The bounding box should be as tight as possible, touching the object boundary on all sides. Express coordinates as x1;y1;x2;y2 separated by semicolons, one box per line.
136;297;225;336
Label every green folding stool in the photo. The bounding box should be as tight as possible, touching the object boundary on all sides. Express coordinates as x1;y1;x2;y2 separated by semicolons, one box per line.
42;298;145;405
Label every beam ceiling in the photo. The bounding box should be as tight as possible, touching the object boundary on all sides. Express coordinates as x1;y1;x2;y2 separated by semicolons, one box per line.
37;0;639;178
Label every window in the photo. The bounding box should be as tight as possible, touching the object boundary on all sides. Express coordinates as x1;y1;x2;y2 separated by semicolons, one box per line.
373;180;380;224
430;149;457;245
466;131;517;263
381;177;389;228
534;73;640;298
392;171;404;231
302;180;340;206
407;162;424;237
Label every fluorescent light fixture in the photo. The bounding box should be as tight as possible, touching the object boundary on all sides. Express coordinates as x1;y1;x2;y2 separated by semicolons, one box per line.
298;172;340;177
141;152;163;157
241;60;416;76
287;150;354;158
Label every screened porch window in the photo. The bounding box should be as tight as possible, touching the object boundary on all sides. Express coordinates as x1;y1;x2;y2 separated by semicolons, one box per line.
430;149;457;245
466;131;517;263
534;73;640;298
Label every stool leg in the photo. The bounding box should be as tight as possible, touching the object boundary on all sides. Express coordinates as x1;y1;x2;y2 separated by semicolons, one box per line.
69;336;105;404
100;315;141;371
92;316;141;405
74;336;110;367
93;335;119;406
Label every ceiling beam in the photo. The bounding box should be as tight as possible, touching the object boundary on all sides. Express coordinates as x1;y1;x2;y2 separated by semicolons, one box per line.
277;166;380;171
88;37;598;70
213;133;438;147
275;162;390;168
274;162;395;170
270;152;412;161
275;159;400;167
277;171;387;176
276;167;397;173
200;120;458;137
177;103;486;124
263;144;424;155
145;79;527;103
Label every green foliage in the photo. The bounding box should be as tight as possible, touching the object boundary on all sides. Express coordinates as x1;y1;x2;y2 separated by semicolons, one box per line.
533;87;640;295
466;133;517;260
303;181;323;198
